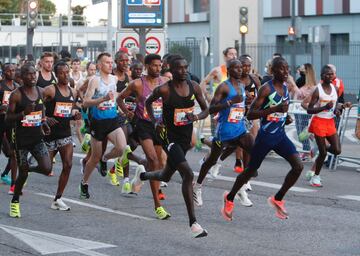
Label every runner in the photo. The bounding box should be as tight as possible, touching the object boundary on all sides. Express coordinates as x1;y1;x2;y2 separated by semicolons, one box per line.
43;61;81;210
80;52;127;199
131;55;209;238
193;59;254;208
0;63;19;193
221;57;304;221
6;63;52;218
118;53;170;218
36;52;57;88
305;65;350;187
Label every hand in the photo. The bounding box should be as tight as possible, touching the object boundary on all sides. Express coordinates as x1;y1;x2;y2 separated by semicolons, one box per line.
334;109;341;117
72;111;82;120
275;99;289;113
325;101;334;110
245;91;254;106
24;102;36;115
46;117;59;127
230;94;243;104
285;115;293;125
126;111;134;120
103;91;114;102
185;112;197;122
42;122;51;135
343;102;352;108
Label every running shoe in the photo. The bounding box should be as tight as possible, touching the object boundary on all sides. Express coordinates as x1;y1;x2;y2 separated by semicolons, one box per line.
107;171;120;186
81;133;91;153
8;185;15;195
193;183;203;207
234;166;244;173
131;165;146;193
48;171;54;176
1;174;11;185
113;159;124;177
158;189;166;200
310;175;322;187
235;188;253;207
10;202;21;218
119;145;132;167
209;163;221;179
79;182;90;199
51;198;71;211
190;222;208;238
121;180;132;194
160;181;168;187
298;129;311;142
305;170;315;181
155;206;171;220
267;196;288;220
221;191;234;221
98;160;107;177
244;181;252;191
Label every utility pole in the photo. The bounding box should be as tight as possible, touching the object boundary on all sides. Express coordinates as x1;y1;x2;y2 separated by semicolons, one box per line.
68;0;71;52
59;14;63;52
107;0;113;54
290;0;296;76
26;0;39;56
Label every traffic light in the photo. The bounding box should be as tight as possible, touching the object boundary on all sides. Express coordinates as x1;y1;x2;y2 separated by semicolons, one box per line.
239;7;248;34
288;26;295;41
28;0;39;29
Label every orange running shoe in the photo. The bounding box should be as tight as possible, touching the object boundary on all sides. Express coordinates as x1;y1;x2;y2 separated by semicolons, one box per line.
267;196;288;220
221;191;234;221
234;166;244;173
158;189;166;200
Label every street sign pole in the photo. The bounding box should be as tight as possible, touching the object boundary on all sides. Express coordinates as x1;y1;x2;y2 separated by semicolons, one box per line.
134;27;151;56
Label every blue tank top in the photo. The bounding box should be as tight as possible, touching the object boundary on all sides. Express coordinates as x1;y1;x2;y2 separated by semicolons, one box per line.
260;80;289;134
216;79;247;141
89;75;118;120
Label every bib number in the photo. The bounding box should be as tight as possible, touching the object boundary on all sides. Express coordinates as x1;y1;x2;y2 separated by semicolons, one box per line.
227;107;244;123
98;99;115;110
174;107;194;126
21;111;42;127
143;101;162;120
54;102;73;117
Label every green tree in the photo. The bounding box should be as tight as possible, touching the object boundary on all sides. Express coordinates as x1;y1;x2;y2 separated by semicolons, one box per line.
71;5;86;26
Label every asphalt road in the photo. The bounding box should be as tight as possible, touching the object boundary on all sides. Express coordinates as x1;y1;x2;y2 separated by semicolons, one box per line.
0;141;359;256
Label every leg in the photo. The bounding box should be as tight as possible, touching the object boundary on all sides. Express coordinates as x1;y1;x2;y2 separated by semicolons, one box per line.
313;135;327;175
55;142;73;198
82;138;103;183
326;133;341;156
196;141;222;185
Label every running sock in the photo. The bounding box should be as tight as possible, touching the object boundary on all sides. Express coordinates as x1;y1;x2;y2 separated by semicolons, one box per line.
235;159;242;167
54;195;62;201
140;172;146;180
274;192;284;201
11;196;19;203
123;177;129;183
11;180;15;186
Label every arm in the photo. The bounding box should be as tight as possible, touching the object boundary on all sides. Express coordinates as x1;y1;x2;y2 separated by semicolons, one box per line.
116;79;139;118
42;85;56;102
306;88;332;114
199;68;218;103
83;77;109;108
208;82;232;115
191;81;209;121
5;90;25;122
247;84;288;120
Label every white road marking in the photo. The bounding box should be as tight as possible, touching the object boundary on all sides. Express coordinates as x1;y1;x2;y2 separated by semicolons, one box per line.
36;193;154;221
337;195;360;202
0;224;116;256
72;153;316;193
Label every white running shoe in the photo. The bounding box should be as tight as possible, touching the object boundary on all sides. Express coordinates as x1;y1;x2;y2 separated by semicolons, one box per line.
244;181;252;191
51;198;71;211
160;181;168;187
190;222;208;238
310;175;322;187
131;165;146;193
193;183;203;207
235;187;253;207
209;163;221;179
305;170;315;181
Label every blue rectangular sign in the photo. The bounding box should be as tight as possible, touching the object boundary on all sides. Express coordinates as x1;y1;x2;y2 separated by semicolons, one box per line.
122;0;164;28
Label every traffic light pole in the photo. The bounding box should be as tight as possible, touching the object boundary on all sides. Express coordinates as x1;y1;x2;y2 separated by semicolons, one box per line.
241;34;246;55
26;28;34;56
290;0;296;76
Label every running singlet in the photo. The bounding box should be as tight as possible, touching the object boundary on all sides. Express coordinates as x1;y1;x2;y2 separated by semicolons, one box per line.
245;75;258;98
315;83;338;119
212;64;228;90
45;85;75;140
15;86;44;148
135;76;164;122
0;81;18;129
216;79;247;141
89;75;118;120
162;80;195;145
37;71;57;88
260;80;289;134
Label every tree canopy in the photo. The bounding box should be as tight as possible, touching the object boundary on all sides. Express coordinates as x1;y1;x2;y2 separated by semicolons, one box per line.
0;0;56;15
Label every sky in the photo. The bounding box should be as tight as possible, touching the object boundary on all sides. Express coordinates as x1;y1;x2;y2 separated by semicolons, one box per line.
50;0;118;27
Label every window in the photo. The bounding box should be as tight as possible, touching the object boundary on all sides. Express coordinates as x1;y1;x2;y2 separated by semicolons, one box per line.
193;0;209;13
276;35;311;55
331;33;349;55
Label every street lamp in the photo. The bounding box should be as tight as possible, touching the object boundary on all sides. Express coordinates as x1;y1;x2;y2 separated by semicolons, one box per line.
239;7;248;54
26;0;39;56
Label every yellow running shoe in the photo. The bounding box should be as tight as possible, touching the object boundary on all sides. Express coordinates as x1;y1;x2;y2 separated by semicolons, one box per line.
107;171;120;186
81;133;91;153
155;206;171;220
10;202;21;218
114;158;123;177
119;145;132;167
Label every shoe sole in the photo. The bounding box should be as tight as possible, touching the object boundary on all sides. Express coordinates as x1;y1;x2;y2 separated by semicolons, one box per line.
51;206;70;211
310;183;322;187
221;208;232;221
267;198;288;220
157;214;171;220
193;230;208;238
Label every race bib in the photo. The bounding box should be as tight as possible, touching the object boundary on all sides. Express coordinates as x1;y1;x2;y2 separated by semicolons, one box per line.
54;102;73;117
174;106;194;126
227;105;244;123
2;91;11;105
144;101;162;120
98;99;115;110
21;111;42;127
319;100;335;112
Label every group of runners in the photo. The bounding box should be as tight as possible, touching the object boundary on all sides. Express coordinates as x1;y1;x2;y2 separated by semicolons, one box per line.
0;46;352;238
